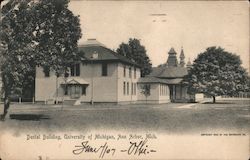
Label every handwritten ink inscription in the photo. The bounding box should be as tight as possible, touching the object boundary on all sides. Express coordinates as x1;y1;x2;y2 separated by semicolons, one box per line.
73;141;116;158
122;138;156;155
73;139;156;158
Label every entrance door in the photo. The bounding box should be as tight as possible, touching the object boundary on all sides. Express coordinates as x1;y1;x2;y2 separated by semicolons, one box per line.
70;85;81;99
169;85;176;102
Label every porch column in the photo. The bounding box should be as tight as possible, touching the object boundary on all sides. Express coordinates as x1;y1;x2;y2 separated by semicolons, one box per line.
180;85;182;99
173;85;176;99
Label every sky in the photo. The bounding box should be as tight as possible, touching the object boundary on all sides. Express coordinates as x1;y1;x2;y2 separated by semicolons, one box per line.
69;1;249;71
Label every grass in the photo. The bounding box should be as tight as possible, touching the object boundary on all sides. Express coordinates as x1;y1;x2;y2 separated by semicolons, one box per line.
0;99;249;134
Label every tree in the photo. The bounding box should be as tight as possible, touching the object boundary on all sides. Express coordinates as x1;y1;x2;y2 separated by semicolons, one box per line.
0;0;37;120
33;0;82;74
184;46;249;103
0;0;36;103
116;38;152;77
0;0;82;120
140;84;151;104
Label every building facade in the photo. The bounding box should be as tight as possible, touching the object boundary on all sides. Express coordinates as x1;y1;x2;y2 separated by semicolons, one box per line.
35;39;141;104
35;40;202;105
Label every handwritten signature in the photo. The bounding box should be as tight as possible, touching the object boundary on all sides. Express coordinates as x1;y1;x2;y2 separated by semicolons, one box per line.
73;139;156;158
122;138;156;156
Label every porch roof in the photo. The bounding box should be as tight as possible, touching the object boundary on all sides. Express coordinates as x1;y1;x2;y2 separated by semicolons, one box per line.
149;66;188;78
138;77;183;84
164;78;183;84
138;77;167;84
62;78;89;85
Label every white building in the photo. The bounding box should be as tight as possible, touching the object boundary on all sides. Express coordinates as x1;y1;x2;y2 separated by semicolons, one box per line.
35;40;202;105
35;39;141;104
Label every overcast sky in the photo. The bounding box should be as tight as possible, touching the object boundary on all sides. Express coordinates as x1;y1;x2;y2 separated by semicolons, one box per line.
69;1;249;71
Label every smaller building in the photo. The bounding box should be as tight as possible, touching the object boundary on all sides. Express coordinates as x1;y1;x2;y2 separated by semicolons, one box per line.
147;66;195;102
138;47;201;103
137;77;170;104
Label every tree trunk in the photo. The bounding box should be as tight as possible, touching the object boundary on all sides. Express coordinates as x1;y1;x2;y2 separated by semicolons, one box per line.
1;73;11;121
1;95;10;121
212;96;216;103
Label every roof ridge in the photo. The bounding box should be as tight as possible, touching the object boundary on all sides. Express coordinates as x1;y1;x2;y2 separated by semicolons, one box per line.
157;66;167;77
100;46;139;66
79;39;106;47
79;45;140;67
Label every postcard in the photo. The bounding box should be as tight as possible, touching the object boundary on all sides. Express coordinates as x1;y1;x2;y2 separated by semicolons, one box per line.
0;0;249;160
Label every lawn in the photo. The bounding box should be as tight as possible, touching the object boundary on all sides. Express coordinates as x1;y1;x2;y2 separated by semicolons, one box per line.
0;99;249;133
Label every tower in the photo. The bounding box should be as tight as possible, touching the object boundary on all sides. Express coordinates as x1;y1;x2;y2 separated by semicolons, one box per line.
167;48;178;67
179;47;185;67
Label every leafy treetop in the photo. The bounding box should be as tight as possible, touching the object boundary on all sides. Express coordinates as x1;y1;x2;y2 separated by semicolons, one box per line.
184;46;249;103
116;38;152;77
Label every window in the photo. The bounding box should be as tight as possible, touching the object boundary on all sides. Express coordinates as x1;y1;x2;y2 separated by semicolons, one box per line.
127;82;129;95
163;85;165;95
43;66;50;77
102;63;108;76
162;85;167;95
123;82;126;95
134;67;136;79
131;83;136;95
70;66;74;76
162;85;163;95
129;67;132;78
82;86;86;95
164;85;166;95
123;65;126;77
70;85;81;98
70;63;80;76
160;84;162;96
163;85;164;95
141;84;151;96
131;83;133;95
134;83;137;95
162;85;164;95
76;64;80;76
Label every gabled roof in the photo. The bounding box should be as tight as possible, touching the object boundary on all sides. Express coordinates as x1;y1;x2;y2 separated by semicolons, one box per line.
78;39;140;67
149;66;188;78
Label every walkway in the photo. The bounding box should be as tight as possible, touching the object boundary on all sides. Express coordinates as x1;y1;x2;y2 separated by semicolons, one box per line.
176;99;212;109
